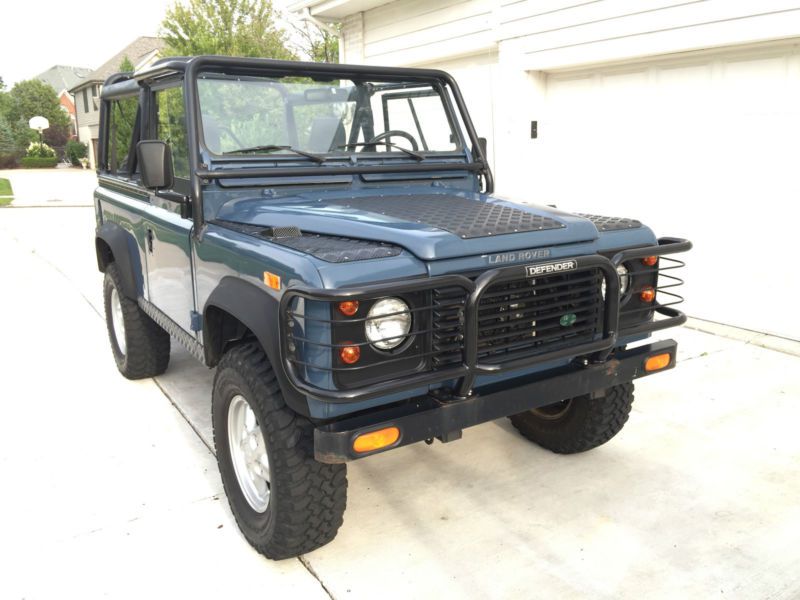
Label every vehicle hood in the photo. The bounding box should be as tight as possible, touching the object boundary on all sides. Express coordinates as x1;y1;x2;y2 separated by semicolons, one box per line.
214;188;600;261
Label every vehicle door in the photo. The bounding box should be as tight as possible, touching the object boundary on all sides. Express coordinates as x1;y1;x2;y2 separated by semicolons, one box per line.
142;82;196;334
97;91;151;293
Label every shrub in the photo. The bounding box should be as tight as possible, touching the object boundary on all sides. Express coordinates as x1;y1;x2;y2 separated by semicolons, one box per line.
20;156;58;168
0;152;19;169
26;141;56;158
65;139;88;166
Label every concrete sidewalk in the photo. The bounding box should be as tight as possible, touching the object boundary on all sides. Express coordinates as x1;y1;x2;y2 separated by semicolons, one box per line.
1;206;799;599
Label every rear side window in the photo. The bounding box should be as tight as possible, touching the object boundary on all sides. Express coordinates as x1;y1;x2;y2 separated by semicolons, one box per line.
107;96;139;175
155;86;189;180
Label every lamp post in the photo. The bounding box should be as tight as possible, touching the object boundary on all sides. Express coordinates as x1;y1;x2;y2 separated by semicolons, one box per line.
28;116;49;150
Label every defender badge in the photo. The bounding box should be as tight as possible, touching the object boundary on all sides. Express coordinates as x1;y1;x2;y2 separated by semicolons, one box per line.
525;260;577;277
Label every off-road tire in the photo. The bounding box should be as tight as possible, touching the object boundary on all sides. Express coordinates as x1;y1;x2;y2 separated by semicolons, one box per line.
212;343;347;560
103;263;170;379
509;383;635;454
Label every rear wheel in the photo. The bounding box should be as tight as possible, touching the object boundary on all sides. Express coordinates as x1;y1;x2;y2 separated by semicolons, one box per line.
212;343;347;559
103;263;170;379
509;383;634;454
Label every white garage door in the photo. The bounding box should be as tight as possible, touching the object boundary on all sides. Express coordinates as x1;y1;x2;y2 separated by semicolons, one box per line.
538;42;800;340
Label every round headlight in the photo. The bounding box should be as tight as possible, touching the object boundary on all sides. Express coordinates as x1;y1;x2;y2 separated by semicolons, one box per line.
365;298;411;350
601;264;631;298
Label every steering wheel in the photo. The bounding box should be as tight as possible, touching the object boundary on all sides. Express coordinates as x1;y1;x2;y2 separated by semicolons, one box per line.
366;130;419;151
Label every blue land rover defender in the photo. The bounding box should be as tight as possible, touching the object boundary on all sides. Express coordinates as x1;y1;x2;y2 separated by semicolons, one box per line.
94;56;691;559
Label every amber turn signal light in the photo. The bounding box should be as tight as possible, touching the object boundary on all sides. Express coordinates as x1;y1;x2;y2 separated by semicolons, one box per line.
339;344;361;364
263;271;281;290
645;353;671;372
640;286;656;303
642;256;658;267
353;427;401;453
338;300;359;316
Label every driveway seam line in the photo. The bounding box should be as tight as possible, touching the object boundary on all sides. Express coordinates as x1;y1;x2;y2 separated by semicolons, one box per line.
153;378;216;456
297;555;336;600
1;229;103;318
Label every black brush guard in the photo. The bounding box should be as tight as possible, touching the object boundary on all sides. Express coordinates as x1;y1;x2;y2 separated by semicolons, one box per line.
278;237;691;461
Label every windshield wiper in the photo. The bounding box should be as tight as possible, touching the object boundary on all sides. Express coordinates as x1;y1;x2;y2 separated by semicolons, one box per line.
223;144;326;164
338;142;425;162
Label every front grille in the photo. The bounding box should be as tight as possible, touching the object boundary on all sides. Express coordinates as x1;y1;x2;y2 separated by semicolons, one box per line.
432;287;467;368
433;269;604;367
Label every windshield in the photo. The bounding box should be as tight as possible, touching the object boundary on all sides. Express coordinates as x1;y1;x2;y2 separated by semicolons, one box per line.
197;74;463;159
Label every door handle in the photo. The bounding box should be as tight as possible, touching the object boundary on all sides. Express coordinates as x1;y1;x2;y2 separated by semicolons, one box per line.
146;228;154;253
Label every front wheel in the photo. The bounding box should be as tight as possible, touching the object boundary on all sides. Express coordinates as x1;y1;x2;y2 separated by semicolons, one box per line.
212;343;347;559
509;383;635;454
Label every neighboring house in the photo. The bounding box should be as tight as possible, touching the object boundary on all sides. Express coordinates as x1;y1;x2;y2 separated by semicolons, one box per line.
35;65;92;137
290;0;800;340
69;36;166;168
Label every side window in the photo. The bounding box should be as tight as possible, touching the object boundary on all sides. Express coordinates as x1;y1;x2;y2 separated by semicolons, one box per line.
107;95;139;175
155;86;189;180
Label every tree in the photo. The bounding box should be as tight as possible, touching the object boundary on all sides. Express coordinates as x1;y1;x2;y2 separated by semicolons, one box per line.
4;80;71;130
119;56;135;72
288;20;340;63
161;0;296;60
0;115;15;152
5;80;71;150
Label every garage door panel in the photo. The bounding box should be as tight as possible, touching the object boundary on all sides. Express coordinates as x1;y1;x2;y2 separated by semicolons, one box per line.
541;45;800;339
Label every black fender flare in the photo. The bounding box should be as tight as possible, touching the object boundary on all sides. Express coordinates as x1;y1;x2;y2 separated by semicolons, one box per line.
203;276;310;416
95;221;143;299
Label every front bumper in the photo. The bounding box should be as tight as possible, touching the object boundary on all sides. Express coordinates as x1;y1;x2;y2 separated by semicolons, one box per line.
280;237;691;403
315;338;677;463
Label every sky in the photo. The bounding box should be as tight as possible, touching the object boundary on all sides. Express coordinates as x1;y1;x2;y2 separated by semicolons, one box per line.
0;0;298;87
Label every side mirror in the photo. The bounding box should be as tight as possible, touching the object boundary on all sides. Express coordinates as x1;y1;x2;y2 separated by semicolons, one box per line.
477;137;488;160
137;140;174;190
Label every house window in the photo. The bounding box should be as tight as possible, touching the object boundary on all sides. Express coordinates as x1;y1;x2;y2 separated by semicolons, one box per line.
92;85;99;111
83;89;89;113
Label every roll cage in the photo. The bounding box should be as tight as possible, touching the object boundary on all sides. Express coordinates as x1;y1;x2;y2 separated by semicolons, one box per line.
99;55;494;238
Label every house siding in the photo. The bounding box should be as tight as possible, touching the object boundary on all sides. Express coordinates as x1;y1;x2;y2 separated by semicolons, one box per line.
73;83;102;167
339;0;800;70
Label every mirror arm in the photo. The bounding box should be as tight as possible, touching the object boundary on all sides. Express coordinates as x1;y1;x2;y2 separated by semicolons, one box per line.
154;190;192;219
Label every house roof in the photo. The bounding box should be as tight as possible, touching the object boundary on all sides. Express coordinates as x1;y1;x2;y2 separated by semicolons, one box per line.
69;36;166;93
35;65;93;95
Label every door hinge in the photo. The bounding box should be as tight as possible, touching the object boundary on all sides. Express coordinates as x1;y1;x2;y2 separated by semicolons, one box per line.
190;311;203;332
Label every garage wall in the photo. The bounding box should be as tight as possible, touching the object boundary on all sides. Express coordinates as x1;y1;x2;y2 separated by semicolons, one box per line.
339;0;800;69
340;0;495;65
328;0;800;339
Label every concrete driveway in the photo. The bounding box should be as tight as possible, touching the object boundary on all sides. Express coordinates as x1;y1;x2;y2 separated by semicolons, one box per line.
0;167;96;207
1;198;799;599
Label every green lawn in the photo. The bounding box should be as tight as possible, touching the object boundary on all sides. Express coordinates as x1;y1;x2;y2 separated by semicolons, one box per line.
0;177;13;205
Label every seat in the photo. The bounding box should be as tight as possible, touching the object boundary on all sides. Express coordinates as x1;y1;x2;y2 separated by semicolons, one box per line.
202;116;222;153
306;116;346;153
